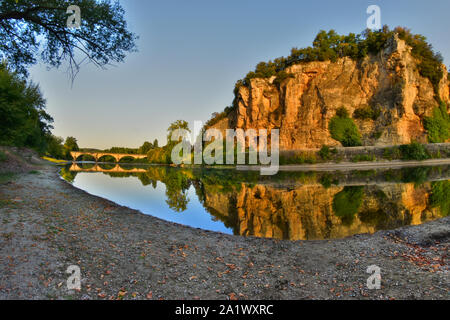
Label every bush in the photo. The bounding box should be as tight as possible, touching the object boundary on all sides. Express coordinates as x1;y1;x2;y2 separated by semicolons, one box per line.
399;142;430;160
353;105;381;120
318;145;337;161
383;147;401;160
0;150;6;162
424;102;450;143
329;107;362;147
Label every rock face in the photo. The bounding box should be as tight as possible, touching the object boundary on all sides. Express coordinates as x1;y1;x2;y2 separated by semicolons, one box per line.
211;34;450;150
201;182;445;240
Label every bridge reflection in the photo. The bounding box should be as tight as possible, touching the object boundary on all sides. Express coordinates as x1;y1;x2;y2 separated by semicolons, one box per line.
70;163;147;173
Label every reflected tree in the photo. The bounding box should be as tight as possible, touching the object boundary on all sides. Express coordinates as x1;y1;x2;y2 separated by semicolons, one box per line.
332;186;364;226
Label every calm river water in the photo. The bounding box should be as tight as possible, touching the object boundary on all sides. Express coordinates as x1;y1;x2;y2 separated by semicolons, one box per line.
61;163;449;240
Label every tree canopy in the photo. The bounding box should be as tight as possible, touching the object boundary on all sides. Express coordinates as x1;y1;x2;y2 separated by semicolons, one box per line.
0;63;53;152
0;0;137;77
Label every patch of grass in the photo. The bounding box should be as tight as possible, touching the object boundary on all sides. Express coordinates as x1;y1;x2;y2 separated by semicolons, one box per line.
329;107;362;147
280;153;317;165
29;170;40;175
351;154;376;162
42;156;69;164
0;172;15;185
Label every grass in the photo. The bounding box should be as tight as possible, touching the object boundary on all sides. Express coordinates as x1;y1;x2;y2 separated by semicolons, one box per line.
0;172;16;185
42;156;69;164
351;154;376;162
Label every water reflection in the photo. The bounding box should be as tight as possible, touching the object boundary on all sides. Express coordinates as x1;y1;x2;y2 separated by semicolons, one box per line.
61;164;449;240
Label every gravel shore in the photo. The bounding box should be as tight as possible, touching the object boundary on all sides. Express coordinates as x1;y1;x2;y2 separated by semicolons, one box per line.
0;164;448;300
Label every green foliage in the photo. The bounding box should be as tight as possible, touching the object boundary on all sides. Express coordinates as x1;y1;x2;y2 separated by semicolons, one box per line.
205;107;234;128
0;64;53;153
138;141;154;154
353;105;381;120
239;27;395;88
424;102;450;143
234;26;444;105
46;135;65;159
328;107;362;147
279;153;316;165
319;173;338;189
429;181;450;216
396;27;444;95
332;186;365;226
167;120;190;144
273;71;295;88
104;147;138;154
351;154;375;162
0;0;137;77
318;145;337;161
382;146;401;160
0;150;7;162
398;142;430;160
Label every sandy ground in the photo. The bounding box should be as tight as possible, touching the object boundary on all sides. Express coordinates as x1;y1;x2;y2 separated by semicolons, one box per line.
0;164;448;300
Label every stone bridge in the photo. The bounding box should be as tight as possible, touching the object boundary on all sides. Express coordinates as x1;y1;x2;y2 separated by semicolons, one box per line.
70;151;147;163
69;163;147;173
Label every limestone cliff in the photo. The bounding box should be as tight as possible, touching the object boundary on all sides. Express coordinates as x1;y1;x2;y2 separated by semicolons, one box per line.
210;34;449;150
201;182;445;240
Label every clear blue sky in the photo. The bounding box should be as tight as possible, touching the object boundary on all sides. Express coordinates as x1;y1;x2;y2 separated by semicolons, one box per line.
29;0;450;149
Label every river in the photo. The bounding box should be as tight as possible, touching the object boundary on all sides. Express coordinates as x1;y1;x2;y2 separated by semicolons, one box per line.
60;163;449;240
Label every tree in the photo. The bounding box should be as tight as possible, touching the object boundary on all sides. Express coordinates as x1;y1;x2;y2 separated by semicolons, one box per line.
0;0;137;78
138;141;153;154
0;63;53;152
46;134;64;158
63;136;79;159
153;139;159;148
167;120;190;144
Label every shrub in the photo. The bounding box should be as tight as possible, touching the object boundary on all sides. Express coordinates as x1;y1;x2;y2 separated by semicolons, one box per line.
318;145;337;161
273;71;295;87
424;102;450;143
353;105;381;120
329;107;362;147
399;142;430;160
383;147;401;160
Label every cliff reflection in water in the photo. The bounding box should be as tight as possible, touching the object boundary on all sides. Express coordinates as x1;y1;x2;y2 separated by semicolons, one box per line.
61;163;449;240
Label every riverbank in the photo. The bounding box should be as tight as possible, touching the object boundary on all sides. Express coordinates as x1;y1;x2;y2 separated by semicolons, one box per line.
0;162;449;300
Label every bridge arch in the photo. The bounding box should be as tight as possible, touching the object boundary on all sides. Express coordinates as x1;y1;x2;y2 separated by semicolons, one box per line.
70;152;147;163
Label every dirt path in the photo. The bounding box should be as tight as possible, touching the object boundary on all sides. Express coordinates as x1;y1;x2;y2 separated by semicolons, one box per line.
0;166;448;300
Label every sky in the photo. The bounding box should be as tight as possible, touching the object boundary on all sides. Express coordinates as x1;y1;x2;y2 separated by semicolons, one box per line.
29;0;450;150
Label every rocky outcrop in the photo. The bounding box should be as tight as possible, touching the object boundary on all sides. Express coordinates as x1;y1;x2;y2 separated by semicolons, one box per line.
201;182;445;240
211;34;449;150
